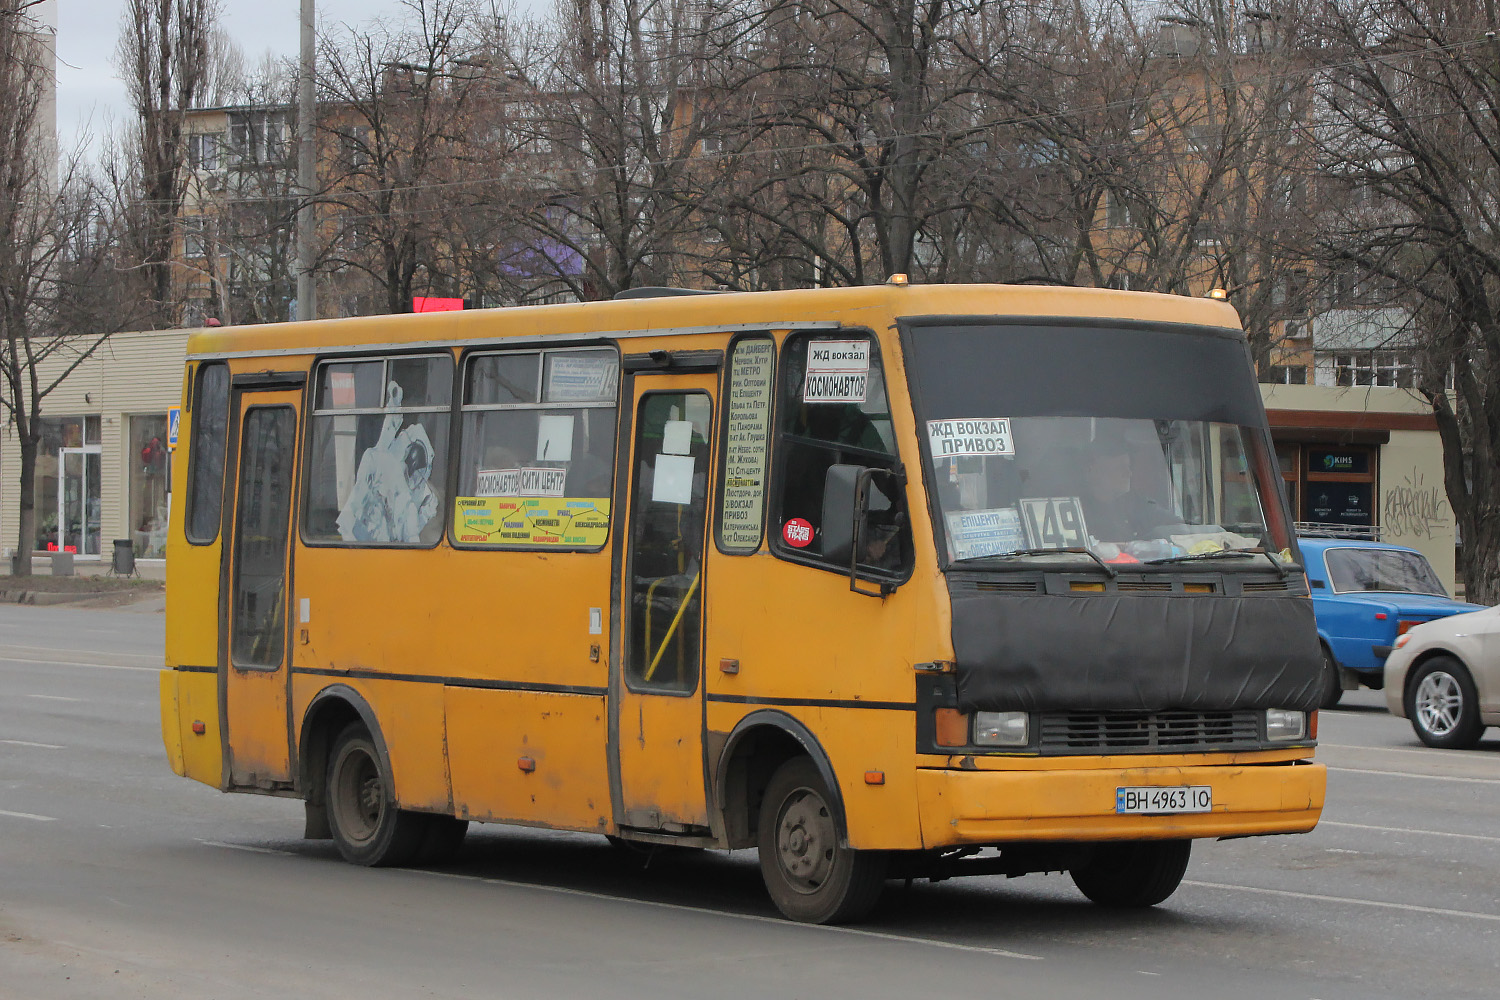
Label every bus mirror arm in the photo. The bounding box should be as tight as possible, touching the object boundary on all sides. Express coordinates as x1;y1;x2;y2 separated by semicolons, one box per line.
823;464;901;599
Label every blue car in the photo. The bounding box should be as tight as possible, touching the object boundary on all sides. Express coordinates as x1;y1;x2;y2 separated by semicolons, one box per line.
1301;535;1485;707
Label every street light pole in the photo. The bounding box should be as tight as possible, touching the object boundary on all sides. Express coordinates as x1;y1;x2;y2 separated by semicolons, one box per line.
296;0;316;321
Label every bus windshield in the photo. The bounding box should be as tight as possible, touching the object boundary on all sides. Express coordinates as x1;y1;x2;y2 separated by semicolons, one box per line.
903;321;1290;568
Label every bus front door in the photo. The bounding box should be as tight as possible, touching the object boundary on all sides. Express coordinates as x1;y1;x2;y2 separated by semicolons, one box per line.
614;375;717;834
221;386;302;791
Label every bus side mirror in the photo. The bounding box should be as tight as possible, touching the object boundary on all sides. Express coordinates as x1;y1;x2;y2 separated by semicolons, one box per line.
822;464;903;598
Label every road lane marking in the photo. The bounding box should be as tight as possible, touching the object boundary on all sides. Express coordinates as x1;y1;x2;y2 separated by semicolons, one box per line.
22;694;80;702
194;840;1043;960
1321;820;1500;844
1184;880;1500;922
1321;743;1497;759
2;657;158;673
0;809;57;821
198;840;293;855
0;739;64;749
1327;766;1500;785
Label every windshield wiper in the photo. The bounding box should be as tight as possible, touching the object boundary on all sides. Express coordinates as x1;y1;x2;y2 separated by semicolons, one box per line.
1146;547;1290;576
956;546;1116;578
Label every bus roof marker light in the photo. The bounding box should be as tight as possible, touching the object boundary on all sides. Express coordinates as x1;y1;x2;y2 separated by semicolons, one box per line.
1207;288;1229;300
887;273;909;286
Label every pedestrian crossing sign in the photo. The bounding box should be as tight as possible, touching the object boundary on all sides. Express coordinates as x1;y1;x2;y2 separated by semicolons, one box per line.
168;406;181;450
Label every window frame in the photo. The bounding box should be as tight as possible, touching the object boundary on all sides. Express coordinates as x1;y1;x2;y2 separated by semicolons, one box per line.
185;361;231;545
766;327;911;582
713;332;778;556
448;342;621;554
299;350;458;550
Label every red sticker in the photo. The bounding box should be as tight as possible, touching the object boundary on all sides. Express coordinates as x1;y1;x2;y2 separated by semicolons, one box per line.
783;518;814;548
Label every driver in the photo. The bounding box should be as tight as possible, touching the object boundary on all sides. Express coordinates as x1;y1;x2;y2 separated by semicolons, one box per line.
1079;431;1164;542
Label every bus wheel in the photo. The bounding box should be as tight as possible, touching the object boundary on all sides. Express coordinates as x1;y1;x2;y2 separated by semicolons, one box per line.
326;722;425;867
1070;840;1191;907
757;758;887;924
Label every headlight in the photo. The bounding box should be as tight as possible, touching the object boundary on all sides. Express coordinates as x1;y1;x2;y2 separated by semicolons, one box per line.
1265;708;1306;741
974;711;1029;746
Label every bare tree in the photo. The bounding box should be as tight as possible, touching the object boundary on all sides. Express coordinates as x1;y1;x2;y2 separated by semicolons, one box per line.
117;0;229;326
2;3;141;574
318;0;489;314
1299;0;1500;602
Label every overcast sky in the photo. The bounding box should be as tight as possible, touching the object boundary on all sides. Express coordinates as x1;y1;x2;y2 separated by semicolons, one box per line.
56;2;423;146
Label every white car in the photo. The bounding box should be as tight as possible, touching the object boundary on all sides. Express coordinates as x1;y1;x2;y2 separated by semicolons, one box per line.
1385;604;1500;749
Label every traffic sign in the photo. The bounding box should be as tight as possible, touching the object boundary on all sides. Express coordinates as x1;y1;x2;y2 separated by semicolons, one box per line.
167;406;181;450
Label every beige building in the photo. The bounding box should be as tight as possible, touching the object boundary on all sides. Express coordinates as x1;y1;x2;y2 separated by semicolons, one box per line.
1261;382;1456;591
1;330;188;567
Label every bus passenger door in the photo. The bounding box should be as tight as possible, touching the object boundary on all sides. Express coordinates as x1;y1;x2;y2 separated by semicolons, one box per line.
222;386;302;791
613;375;717;833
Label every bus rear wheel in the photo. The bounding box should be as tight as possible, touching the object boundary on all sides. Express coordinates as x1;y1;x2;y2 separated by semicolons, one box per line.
1070;840;1191;907
757;758;887;924
326;722;426;867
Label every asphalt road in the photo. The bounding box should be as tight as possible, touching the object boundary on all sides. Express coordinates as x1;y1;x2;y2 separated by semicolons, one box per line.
3;601;1498;999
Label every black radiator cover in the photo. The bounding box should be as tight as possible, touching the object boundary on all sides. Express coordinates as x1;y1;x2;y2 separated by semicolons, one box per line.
949;587;1324;714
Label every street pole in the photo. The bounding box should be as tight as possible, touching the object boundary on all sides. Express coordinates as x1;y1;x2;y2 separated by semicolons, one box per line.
296;0;316;321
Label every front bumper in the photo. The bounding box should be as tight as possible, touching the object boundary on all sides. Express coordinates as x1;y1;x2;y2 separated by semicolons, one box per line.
916;759;1325;848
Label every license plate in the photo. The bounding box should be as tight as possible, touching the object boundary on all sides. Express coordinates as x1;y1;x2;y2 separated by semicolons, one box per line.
1115;785;1212;815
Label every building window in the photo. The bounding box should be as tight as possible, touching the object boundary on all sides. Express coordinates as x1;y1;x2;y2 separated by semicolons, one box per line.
1334;351;1414;388
130;415;171;558
188;132;224;172
1265;364;1307;384
230;113;290;165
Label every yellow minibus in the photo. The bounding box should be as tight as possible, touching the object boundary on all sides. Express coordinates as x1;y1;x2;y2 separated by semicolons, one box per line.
160;282;1326;923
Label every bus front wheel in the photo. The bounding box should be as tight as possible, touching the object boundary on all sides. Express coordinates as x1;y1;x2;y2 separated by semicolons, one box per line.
757;758;887;924
1070;840;1191;907
326;722;426;867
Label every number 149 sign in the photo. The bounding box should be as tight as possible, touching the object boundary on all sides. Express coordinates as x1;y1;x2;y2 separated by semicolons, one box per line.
1019;497;1090;549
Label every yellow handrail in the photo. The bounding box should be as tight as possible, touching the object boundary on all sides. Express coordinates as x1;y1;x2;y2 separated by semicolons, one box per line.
643;571;700;682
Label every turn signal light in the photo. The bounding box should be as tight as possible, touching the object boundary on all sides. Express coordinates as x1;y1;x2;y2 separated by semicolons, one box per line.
1394;633;1411;649
934;708;969;747
1397;620;1420;636
1309;711;1318;739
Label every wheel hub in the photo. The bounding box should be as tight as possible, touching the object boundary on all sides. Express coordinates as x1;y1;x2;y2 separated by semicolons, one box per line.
1416;671;1462;736
776;788;836;893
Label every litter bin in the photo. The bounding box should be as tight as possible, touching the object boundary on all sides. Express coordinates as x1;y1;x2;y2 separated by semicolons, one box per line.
51;550;75;576
112;539;136;577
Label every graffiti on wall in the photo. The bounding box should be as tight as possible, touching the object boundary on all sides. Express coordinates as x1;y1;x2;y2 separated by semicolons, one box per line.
1383;468;1449;540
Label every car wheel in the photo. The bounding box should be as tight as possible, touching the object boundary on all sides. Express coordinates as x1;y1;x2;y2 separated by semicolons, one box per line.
1405;656;1485;750
757;758;887;924
1319;646;1343;709
326;722;426;866
1070;840;1192;907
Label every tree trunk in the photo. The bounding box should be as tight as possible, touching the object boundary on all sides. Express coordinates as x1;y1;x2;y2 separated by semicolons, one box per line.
14;431;37;578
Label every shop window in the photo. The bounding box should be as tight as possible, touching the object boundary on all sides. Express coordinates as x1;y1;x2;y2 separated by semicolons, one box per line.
770;333;908;574
304;354;453;545
453;347;618;549
130;415;171;558
187;363;230;543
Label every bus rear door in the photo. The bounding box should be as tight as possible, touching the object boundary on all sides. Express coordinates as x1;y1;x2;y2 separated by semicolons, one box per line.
221;380;303;791
613;370;718;833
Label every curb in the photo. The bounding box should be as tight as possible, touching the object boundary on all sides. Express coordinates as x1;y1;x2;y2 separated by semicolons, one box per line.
0;589;124;606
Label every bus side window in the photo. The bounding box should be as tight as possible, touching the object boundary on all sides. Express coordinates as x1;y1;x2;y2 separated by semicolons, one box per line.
303;354;453;546
771;333;908;574
453;347;619;550
185;362;230;544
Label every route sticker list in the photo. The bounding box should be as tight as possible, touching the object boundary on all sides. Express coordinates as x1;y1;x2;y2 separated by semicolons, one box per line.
721;338;774;549
454;497;611;546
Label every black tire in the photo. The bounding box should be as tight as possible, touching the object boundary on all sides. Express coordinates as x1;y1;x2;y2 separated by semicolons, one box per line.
1320;646;1343;709
414;816;469;866
1405;656;1485;750
1070;840;1191;907
757;758;887;924
325;722;426;867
